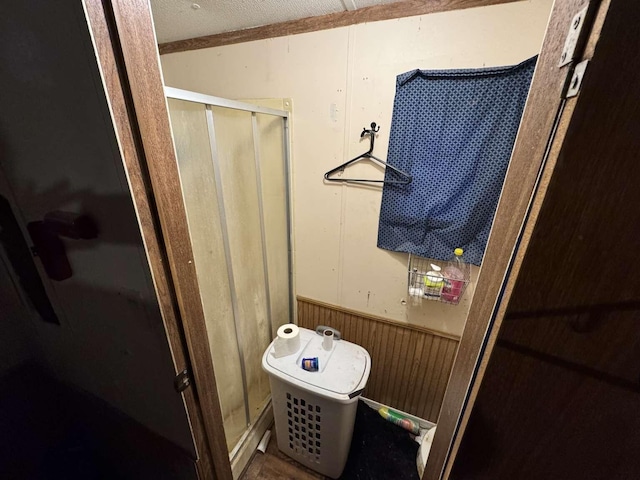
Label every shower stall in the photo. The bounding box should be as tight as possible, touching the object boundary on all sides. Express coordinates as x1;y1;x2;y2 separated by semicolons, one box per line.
165;88;293;476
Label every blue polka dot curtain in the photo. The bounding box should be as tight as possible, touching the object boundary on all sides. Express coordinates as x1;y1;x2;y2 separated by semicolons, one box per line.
377;56;537;266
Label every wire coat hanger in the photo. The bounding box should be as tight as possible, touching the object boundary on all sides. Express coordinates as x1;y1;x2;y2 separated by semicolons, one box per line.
323;122;412;185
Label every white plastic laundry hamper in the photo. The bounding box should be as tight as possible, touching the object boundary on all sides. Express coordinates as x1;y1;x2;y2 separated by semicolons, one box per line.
262;327;371;479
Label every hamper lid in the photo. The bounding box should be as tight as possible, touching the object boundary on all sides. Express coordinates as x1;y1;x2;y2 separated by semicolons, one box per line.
262;327;371;402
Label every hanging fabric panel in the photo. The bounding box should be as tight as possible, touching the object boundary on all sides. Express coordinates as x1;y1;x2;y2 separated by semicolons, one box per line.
377;56;537;265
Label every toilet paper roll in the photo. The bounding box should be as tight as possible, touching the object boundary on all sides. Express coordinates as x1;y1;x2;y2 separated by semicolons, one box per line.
322;329;334;351
273;324;301;358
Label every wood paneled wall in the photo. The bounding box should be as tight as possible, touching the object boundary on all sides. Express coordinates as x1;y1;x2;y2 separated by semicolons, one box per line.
297;297;459;423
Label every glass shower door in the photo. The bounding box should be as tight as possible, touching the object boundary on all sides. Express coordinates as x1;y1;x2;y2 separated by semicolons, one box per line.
210;106;272;428
166;92;292;463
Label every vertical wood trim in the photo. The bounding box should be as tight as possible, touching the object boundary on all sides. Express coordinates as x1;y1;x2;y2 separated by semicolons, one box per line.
424;1;607;479
82;2;214;478
409;334;433;416
297;297;458;423
399;331;420;409
378;323;394;406
158;0;520;55
422;339;442;421
102;1;232;479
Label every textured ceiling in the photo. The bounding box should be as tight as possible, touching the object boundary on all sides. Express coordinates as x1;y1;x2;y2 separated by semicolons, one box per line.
150;0;405;44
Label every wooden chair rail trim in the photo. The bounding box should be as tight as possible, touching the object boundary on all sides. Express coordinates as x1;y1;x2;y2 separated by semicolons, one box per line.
159;0;520;55
296;295;461;341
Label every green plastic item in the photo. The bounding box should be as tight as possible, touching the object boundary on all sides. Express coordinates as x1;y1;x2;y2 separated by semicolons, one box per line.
378;407;420;434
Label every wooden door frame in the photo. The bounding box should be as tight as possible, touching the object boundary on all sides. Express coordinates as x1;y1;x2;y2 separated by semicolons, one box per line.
81;1;611;480
424;1;610;478
83;1;231;479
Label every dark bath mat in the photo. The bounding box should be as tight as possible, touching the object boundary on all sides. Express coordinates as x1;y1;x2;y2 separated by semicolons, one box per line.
339;400;420;480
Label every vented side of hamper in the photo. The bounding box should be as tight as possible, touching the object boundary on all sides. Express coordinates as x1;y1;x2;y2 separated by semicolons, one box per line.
269;377;358;479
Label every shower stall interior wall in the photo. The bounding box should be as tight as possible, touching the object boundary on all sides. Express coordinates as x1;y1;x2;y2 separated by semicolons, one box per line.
165;88;293;463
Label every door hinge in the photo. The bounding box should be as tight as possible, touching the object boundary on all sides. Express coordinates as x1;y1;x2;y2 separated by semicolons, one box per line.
559;5;589;67
174;369;191;393
565;60;589;98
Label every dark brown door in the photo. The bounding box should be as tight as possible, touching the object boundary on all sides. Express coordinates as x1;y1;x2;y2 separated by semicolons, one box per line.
0;0;211;478
450;1;640;478
85;1;230;479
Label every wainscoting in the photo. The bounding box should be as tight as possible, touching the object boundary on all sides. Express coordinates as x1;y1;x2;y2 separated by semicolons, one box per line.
297;297;459;423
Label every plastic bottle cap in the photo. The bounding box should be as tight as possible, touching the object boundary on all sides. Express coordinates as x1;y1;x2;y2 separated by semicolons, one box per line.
454;248;463;256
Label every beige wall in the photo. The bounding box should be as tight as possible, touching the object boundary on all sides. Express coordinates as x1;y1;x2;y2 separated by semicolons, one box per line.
160;0;552;337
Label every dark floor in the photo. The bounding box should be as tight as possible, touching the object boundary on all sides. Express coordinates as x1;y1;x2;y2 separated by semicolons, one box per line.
242;400;420;480
0;364;197;480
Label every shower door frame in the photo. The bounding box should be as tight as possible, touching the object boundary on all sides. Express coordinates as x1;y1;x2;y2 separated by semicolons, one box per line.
165;87;294;477
164;86;295;338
